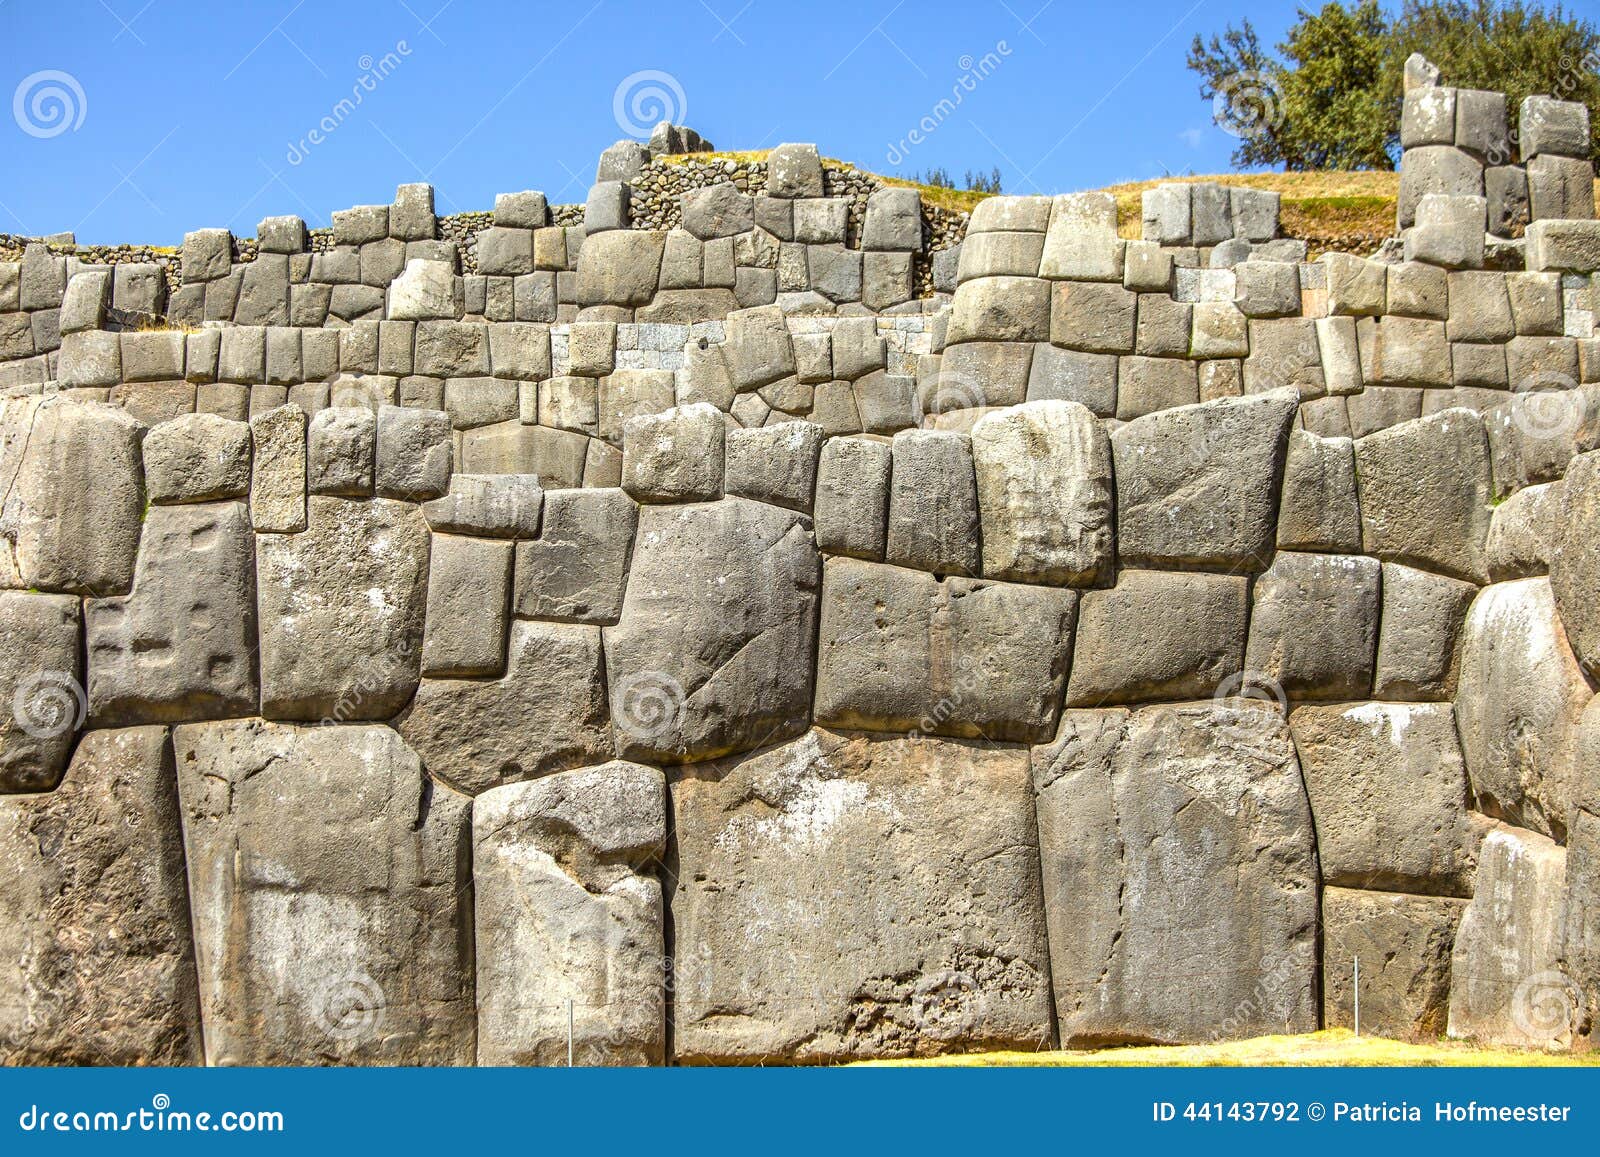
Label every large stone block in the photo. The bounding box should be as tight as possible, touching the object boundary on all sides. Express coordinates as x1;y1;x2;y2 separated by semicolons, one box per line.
0;396;145;594
1245;553;1381;700
474;762;666;1066
621;403;725;503
1111;390;1297;570
574;229;665;306
970;401;1113;586
948;276;1051;344
603;498;819;763
144;412;252;504
814;558;1077;743
0;591;82;793
1033;702;1318;1043
173;720;474;1064
1355;408;1491;582
1277;428;1360;551
1321;888;1466;1040
1551;450;1600;678
513;487;637;624
885;429;980;576
814;435;890;560
725;420;824;512
422;473;544;539
256;497;429;722
420;534;511;678
0;727;201;1063
672;728;1052;1063
399;619;611;796
1049;280;1137;353
1373;562;1476;701
85;501;257;726
1065;570;1248;705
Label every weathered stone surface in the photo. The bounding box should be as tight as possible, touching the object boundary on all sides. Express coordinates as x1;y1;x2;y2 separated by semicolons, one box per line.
249;403;307;533
725;420;824;511
1277;428;1361;551
885;430;980;576
1374;562;1477;701
399;619;611;795
621;403;725;503
0;727;201;1064
603;498;819;763
765;143;824;198
1355;408;1492;583
306;405;375;497
1551;451;1600;679
1111;390;1297;570
815;558;1077;742
513;487;637;624
256;497;429;722
672;728;1052;1063
1561;809;1600;1048
421;534;511;678
1245;553;1381;700
144;412;252;504
173;720;473;1064
1455;577;1590;839
376;405;452;500
474;762;666;1065
814;435;890;560
0;396;145;594
0;591;81;793
1034;702;1318;1044
1488;479;1561;581
1065;570;1248;706
86;501;256;726
949;276;1051;344
1291;702;1475;893
1448;823;1572;1048
574;229;664;306
459;422;587;487
1322;888;1466;1040
422;474;543;539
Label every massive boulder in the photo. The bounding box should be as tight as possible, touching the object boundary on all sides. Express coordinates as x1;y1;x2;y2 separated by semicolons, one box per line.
1245;553;1381;700
474;761;666;1066
0;591;82;793
1032;702;1319;1044
173;720;474;1065
1551;450;1600;678
255;496;430;721
603;498;820;763
0;727;202;1064
671;728;1052;1063
1321;887;1466;1040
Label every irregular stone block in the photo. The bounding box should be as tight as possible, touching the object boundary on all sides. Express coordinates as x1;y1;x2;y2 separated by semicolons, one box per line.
885;429;980;576
85;501;256;726
144;412;252;504
935;341;1032;409
1112;390;1297;570
1034;702;1318;1044
422;473;543;538
387;259;464;320
725;420;824;512
459;421;588;487
513;487;637;624
1488;479;1561;581
256;497;428;722
0;727;201;1063
1551;450;1600;677
574;229;664;306
1404;193;1487;269
0;591;81;793
970;400;1113;585
621;403;725;503
1355;408;1491;582
1245;553;1380;700
182;228;232;282
1525;219;1600;273
421;534;511;678
672;728;1052;1063
814;559;1076;743
863;187;922;251
1321;888;1466;1040
1520;95;1591;159
948;276;1050;344
248;403;307;533
1049;280;1137;353
1277;428;1360;551
1116;354;1197;418
474;762;666;1065
765;143;824;198
1026;345;1117;415
603;498;819;763
814;436;890;560
1398;145;1483;229
375;404;452;500
306;405;376;497
1038;192;1120;281
1373;562;1477;701
174;720;473;1064
1065;570;1248;706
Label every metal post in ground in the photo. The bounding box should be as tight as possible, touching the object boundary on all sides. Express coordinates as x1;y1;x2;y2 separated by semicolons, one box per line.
567;999;574;1066
1353;956;1361;1037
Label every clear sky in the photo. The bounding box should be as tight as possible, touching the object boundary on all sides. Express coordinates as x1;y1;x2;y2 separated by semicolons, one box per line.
1;0;1303;245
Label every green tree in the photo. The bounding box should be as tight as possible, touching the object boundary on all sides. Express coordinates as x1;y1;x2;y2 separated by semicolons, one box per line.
1189;1;1600;170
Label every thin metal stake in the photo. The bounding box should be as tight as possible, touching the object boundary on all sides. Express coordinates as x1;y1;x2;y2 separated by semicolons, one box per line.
567;999;574;1067
1353;956;1360;1037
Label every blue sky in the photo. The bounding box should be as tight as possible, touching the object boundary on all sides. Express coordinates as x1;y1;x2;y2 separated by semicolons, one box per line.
1;0;1305;244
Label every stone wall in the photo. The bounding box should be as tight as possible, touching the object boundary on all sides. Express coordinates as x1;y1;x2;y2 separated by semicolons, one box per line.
2;67;1600;1065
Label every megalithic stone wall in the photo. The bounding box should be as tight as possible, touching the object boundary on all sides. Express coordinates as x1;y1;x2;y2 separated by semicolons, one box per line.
2;70;1600;1064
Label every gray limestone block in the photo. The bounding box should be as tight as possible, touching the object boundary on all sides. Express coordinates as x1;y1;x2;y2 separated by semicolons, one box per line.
885;428;980;575
541;375;601;434
379;320;416;376
1562;809;1600;1047
334;204;390;245
307;404;376;496
1397;145;1484;229
1446;270;1514;342
0;396;146;595
488;321;551;381
1190;182;1233;245
495;190;549;229
1133;294;1192;358
814;435;890;559
1487;479;1561;581
444;376;518;429
143;412;252;504
415;320;490;378
120;332;185;384
574;229;666;307
1520;95;1591;160
513;487;637;624
84;501;257;725
458;421;588;487
602;497;819;762
1402;86;1457;147
724;420;824;512
1387;260;1449;319
1037;193;1120;282
968;195;1051;234
1122;239;1174;293
1115;354;1198;419
474;762;666;1065
1026;344;1117;416
1277;427;1361;551
390;182;437;241
598;369;676;444
1404;193;1487;270
422;474;543;538
1048;280;1136;353
682;183;754;240
1064;569;1248;705
1233;259;1301;318
1486;164;1530;237
672;728;1052;1063
1034;702;1317;1044
568;321;617;377
862;250;913;311
792;331;834;384
1347;384;1424;437
194;380;250;422
948;276;1051;345
1141;184;1191;245
376;404;453;500
256;496;428;722
659;229;704;290
1552;450;1600;677
173;720;473;1064
765;143;824;198
829;316;885;381
621;403;726;503
1245;552;1381;700
59;269;108;335
18;245;65;310
476;227;536;276
1528;154;1596;222
421;533;512;678
1453;88;1510;160
112;261;167;314
932;341;1033;410
182;228;233;283
57;329;121;388
957;232;1043;281
1321;888;1466;1040
234;253;290;326
1316;315;1363;395
584;182;630;234
721;304;794;390
862;187;922;251
1355;407;1491;582
1506;271;1563;336
248;403;307;533
1111;389;1298;570
756;194;797;241
0;590;82;793
0;726;201;1063
1322;252;1387;316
